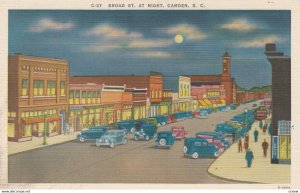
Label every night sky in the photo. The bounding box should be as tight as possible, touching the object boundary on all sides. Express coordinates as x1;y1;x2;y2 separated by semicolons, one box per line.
9;10;290;91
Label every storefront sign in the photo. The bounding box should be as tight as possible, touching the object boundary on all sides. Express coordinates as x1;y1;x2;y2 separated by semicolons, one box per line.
272;136;279;160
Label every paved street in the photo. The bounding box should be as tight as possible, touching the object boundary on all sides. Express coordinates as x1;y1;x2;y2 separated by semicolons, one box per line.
8;103;255;183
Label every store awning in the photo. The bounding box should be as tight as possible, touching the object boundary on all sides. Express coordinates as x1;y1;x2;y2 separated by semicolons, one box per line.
203;99;212;106
22;115;61;124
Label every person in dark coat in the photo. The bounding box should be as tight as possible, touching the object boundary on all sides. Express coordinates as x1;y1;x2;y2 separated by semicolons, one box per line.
238;138;243;153
259;120;263;129
245;132;249;143
244;140;249;151
253;129;259;142
262;139;269;157
262;124;267;135
245;148;254;168
232;132;236;143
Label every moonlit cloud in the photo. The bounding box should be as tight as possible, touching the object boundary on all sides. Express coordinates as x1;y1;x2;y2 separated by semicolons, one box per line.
234;35;285;48
220;19;257;32
85;23;143;39
128;39;170;48
163;24;207;41
135;51;173;59
29;18;74;33
81;44;123;53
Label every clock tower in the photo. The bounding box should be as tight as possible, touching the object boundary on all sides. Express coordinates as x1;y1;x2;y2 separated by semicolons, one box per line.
221;51;233;104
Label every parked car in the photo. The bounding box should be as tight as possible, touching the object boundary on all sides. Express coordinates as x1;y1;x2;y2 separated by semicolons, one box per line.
141;118;158;126
155;131;175;148
183;138;221;159
195;132;230;152
110;122;134;134
199;110;208;119
166;114;177;124
134;124;157;141
192;111;200;118
95;130;127;148
171;126;187;139
151;115;167;126
77;126;107;142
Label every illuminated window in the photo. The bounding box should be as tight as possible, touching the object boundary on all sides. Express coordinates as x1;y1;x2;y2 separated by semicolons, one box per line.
21;79;28;96
97;92;100;103
47;81;56;95
87;92;91;104
33;80;44;96
60;81;65;96
81;91;87;104
75;90;80;104
92;91;97;103
69;90;74;104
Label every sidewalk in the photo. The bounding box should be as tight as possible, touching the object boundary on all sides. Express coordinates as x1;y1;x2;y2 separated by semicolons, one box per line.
8;132;79;155
208;118;291;184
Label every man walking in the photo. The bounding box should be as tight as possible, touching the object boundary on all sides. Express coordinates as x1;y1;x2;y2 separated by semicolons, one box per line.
253;129;259;142
245;148;254;168
263;124;267;135
238;138;243;153
262;139;269;157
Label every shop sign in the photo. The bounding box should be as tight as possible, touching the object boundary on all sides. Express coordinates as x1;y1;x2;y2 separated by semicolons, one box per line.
272;136;279;160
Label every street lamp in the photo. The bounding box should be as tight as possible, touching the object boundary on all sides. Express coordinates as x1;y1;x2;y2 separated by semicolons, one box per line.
244;108;248;131
43;110;48;145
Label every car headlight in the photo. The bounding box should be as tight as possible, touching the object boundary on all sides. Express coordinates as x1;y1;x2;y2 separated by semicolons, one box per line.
105;139;108;143
99;139;103;143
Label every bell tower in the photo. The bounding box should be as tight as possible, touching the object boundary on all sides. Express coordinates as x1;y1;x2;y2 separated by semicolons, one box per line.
222;51;231;79
221;51;232;104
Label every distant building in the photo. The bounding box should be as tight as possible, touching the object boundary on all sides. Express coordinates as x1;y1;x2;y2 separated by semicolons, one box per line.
8;54;69;142
70;72;168;117
186;52;236;106
178;76;191;112
265;43;291;164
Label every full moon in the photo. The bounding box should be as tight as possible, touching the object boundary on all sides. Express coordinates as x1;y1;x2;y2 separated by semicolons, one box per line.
174;34;184;44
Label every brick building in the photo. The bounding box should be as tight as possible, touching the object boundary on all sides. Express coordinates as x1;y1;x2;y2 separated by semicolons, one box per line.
8;54;69;142
186;52;237;106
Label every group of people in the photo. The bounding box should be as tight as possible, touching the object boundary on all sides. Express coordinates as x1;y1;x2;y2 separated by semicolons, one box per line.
237;119;270;168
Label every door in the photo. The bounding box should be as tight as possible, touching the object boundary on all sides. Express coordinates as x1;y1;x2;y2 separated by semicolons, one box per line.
279;135;291;160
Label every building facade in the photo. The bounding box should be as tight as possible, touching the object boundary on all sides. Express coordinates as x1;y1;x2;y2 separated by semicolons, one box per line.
178;76;191;112
191;85;226;108
69;83;101;131
8;54;69;142
265;43;291;164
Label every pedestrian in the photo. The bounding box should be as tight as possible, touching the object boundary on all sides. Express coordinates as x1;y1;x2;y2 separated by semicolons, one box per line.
262;139;269;157
259;120;263;129
245;148;254;168
253;129;259;142
232;132;236;143
263;124;267;135
245;132;249;143
244;140;249;151
238;138;243;153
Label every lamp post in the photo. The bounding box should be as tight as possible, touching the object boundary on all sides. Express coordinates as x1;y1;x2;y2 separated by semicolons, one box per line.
244;108;248;131
43;110;48;145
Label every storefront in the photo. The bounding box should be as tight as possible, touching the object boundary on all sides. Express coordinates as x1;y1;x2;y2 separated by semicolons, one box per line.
179;100;191;112
278;120;291;164
159;102;172;115
122;104;133;121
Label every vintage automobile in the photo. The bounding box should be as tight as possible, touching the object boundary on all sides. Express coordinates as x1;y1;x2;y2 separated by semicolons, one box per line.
183;138;221;159
95;130;127;148
254;106;267;120
77;126;107;142
215;123;241;138
171;126;188;139
110;121;135;134
199;109;208;119
229;104;237;110
151;115;167;126
195;132;230;152
155;131;175;148
134;124;157;141
166;114;177;124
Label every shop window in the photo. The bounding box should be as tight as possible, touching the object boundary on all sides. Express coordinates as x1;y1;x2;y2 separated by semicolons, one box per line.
81;91;87;104
75;90;80;104
23;124;32;137
69;90;74;104
97;92;100;103
92;91;97;104
87;92;91;104
7;123;15;138
47;81;56;95
22;79;28;96
60;81;65;96
34;80;44;96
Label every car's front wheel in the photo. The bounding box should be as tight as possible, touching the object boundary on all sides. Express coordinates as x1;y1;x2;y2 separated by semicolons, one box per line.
214;151;220;157
134;135;139;141
79;136;85;143
192;152;199;159
96;141;101;147
130;128;136;134
159;138;166;146
110;142;115;148
183;146;188;153
145;135;150;141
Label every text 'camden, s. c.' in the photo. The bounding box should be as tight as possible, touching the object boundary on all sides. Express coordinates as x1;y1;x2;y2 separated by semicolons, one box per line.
90;3;205;9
